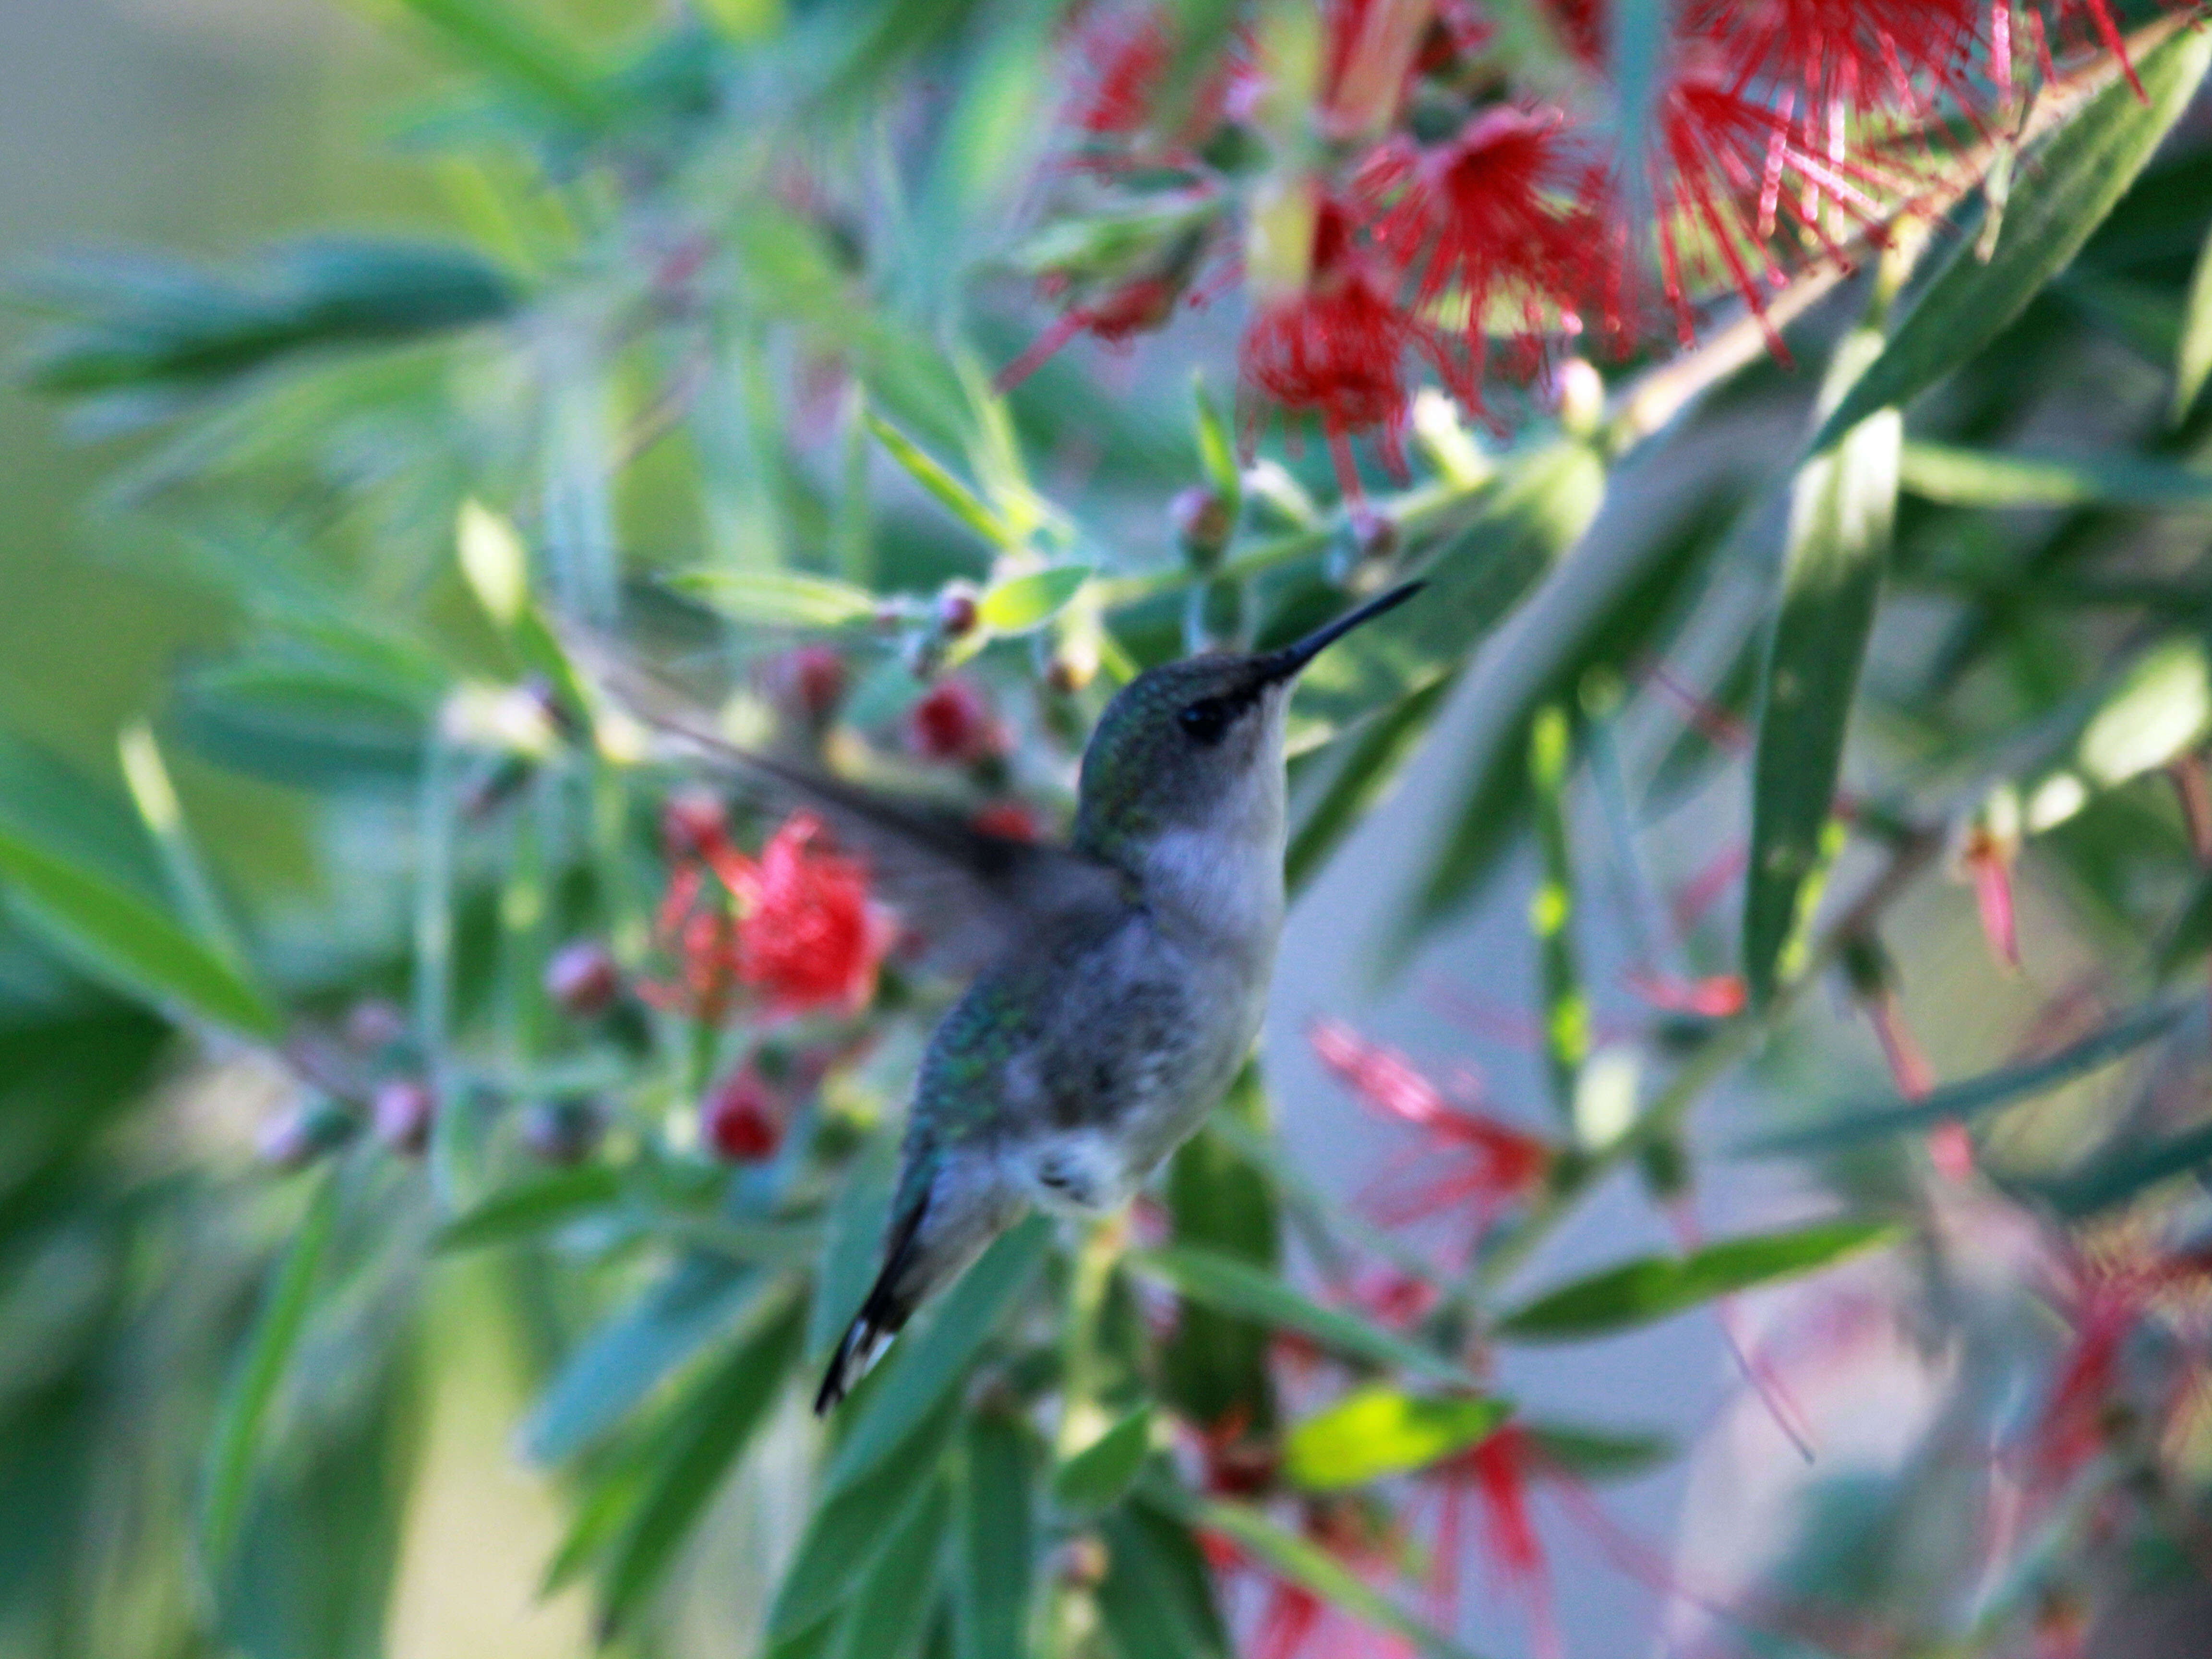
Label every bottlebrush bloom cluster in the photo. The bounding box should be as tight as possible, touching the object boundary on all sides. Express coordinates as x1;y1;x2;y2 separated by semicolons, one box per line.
1007;0;2136;479
646;799;891;1023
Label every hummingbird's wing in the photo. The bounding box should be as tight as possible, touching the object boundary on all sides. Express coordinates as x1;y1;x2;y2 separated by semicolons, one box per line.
571;634;1125;976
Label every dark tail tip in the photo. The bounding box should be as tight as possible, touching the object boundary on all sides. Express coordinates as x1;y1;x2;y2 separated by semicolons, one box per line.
813;1205;926;1414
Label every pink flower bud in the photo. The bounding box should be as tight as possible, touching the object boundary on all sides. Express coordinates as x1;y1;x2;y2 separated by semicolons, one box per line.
545;939;620;1019
372;1079;435;1156
936;584;980;639
906;679;1000;764
703;1068;783;1163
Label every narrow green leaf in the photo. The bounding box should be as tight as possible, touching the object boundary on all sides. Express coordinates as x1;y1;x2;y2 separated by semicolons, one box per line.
954;1411;1034;1659
522;1256;756;1464
1809;25;2212;453
809;1128;901;1362
1169;1491;1484;1659
822;1216;1051;1496
393;0;612;125
2031;1116;2212;1220
975;566;1093;634
2175;219;2212;423
1052;1407;1153;1515
1744;325;1899;1004
1286;675;1452;896
1192;373;1241;512
599;1295;805;1636
769;1398;962;1639
435;1163;622;1252
1522;1422;1674;1481
0;823;280;1037
1283;1386;1510;1492
866;412;1015;548
1528;706;1587;1119
825;1476;950;1659
200;1173;338;1573
1130;1244;1476;1390
672;569;881;628
1899;442;2212;509
1095;1497;1231;1659
1290;439;1606;746
1160;1067;1281;1431
1740;999;2187;1156
1494;1221;1898;1341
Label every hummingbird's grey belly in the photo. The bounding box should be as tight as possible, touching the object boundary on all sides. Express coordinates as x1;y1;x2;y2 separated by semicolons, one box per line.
938;908;1274;1217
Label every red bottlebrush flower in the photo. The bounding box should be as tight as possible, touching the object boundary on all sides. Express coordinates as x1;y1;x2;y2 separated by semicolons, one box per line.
731;814;890;1016
2037;0;2143;98
1309;1021;1550;1233
1708;0;1984;120
1544;0;1607;66
1205;1497;1417;1659
703;1066;783;1162
1425;1427;1562;1659
1626;969;1747;1019
1070;8;1172;137
1952;819;2021;970
1366;108;1616;395
1239;201;1457;497
996;261;1204;392
906;678;1005;765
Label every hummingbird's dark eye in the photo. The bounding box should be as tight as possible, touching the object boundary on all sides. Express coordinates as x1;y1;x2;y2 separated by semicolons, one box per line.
1178;699;1231;745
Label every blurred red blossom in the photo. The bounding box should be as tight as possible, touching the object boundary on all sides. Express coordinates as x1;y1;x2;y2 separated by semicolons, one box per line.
1308;1020;1550;1238
646;805;890;1022
906;677;1007;765
703;1065;784;1161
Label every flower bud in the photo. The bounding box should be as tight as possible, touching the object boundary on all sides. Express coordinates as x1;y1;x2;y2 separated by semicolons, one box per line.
520;1096;605;1166
936;583;981;639
1055;1535;1110;1591
703;1068;783;1163
1554;358;1604;439
662;788;727;858
545;938;620;1019
257;1097;357;1171
1169;485;1233;569
760;645;848;727
906;679;1001;764
372;1078;435;1156
342;998;408;1055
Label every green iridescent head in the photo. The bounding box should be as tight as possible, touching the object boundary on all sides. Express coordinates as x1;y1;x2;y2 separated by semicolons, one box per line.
1072;582;1423;861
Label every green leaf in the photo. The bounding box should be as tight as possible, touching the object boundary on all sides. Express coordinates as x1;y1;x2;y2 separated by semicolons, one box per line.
1283;1386;1510;1492
1289;439;1607;747
435;1164;623;1252
866;412;1016;549
672;569;882;628
769;1398;962;1639
1095;1497;1230;1659
175;656;430;789
1528;705;1587;1119
392;0;611;126
1160;1069;1281;1430
1166;1491;1482;1659
822;1216;1051;1496
2175;219;2212;423
1130;1245;1475;1390
1899;442;2212;509
1388;492;1735;962
1809;24;2212;453
975;566;1093;634
199;1173;339;1573
1285;676;1452;896
953;1411;1034;1659
599;1294;804;1636
0;822;279;1037
1744;325;1900;1005
1192;373;1241;512
1052;1407;1154;1515
825;1475;949;1659
1522;1422;1674;1481
1740;999;2187;1156
522;1256;757;1464
809;1128;901;1363
2030;1116;2212;1220
1493;1221;1898;1341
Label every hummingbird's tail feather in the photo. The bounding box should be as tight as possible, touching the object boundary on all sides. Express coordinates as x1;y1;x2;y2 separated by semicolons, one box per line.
814;1198;929;1414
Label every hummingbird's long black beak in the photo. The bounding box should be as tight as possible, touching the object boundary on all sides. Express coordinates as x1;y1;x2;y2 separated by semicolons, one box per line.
1251;580;1426;685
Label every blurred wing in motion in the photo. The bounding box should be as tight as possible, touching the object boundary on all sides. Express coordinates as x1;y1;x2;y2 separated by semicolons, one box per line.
570;631;1124;977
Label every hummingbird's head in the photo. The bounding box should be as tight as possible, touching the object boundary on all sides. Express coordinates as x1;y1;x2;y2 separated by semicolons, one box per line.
1072;581;1424;864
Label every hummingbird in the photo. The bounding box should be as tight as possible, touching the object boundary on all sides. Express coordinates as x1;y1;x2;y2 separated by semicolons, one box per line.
586;580;1424;1410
